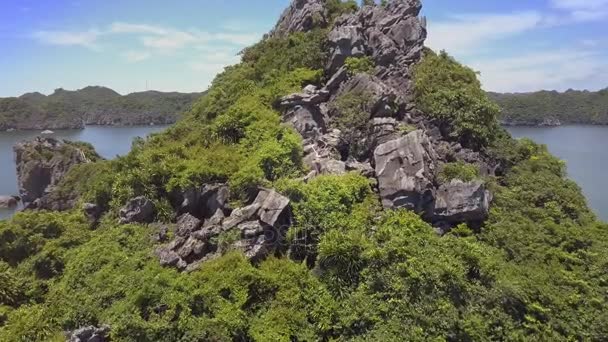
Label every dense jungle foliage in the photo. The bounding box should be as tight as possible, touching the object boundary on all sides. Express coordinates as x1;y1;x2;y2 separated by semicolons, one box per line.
1;3;607;341
489;88;608;125
0;87;201;130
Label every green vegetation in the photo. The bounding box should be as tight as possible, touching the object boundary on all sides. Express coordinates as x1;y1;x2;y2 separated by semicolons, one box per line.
326;0;359;21
438;161;480;183
329;89;374;157
344;56;375;75
414;50;501;148
1;11;608;342
489;88;608;125
0;87;201;131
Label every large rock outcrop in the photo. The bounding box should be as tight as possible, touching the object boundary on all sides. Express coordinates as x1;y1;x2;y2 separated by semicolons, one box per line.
0;195;19;209
327;0;426;105
119;196;156;224
373;130;436;212
173;183;230;219
272;0;492;229
13;137;96;209
156;189;291;271
432;180;492;224
271;0;328;37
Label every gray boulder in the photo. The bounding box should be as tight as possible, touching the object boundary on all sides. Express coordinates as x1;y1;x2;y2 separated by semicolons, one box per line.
368;117;399;151
175;213;202;237
83;203;102;223
157;246;186;269
283;105;326;139
325;67;349;92
345;160;375;178
280;86;330;107
255;189;291;227
175;183;229;219
0;195;19;208
231;235;270;261
200;184;230;218
336;73;397;118
223;189;291;229
68;325;110;342
156;189;291;270
326;24;366;73
432;180;492;223
302;129;348;179
271;0;327;37
118;196;155;224
373;130;437;212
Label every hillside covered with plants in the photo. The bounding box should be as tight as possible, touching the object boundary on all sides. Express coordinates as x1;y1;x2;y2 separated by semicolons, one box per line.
1;0;607;341
0;86;202;131
489;88;608;125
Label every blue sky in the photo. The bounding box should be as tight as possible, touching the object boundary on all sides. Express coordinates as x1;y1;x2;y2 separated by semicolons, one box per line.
1;0;607;96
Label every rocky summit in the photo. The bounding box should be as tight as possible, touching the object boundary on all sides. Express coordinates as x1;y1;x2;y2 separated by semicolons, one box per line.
278;0;492;228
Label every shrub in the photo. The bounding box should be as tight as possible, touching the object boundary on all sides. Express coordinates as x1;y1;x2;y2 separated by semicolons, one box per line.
329;90;373;157
326;0;359;21
344;56;375;75
414;50;500;148
438;161;480;183
241;31;328;81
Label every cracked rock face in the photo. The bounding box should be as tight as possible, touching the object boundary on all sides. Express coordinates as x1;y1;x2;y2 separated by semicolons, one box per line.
157;189;291;271
327;0;426;104
432;180;492;224
373;130;437;212
119;196;156;224
337;74;398;118
13;137;92;209
271;0;327;37
174;183;230;219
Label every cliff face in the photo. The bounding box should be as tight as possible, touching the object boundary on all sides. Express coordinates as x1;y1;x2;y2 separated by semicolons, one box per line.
0;87;202;131
13;137;100;209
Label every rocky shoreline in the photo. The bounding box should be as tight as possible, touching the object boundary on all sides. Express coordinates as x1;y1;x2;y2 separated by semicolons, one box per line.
500;117;563;127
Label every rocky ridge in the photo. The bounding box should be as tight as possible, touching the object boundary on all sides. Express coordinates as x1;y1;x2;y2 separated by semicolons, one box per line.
276;0;492;228
149;0;494;271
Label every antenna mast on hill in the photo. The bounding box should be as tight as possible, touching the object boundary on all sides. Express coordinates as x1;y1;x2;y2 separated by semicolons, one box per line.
146;80;148;91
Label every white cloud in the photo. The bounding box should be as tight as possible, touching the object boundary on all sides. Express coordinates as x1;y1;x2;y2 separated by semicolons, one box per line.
581;39;599;47
109;22;262;52
141;31;197;51
470;50;606;92
32;22;261;53
122;50;151;62
31;29;100;49
426;12;543;55
425;2;608;92
550;0;608;21
189;50;241;72
551;0;608;10
109;22;168;35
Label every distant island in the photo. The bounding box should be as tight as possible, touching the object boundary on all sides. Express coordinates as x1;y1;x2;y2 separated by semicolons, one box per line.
489;88;608;126
0;86;203;131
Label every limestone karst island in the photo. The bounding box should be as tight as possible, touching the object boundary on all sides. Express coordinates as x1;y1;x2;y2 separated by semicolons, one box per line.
1;0;607;341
